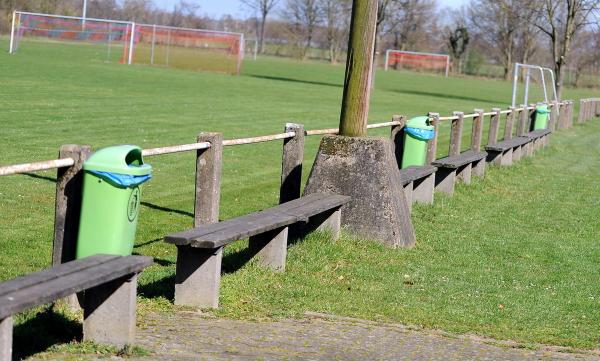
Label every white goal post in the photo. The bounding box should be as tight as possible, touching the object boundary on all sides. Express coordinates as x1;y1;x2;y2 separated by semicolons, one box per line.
384;49;450;77
511;63;558;107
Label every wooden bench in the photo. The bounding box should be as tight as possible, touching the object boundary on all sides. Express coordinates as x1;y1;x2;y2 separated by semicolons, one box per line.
431;110;487;196
165;192;350;308
0;255;153;361
524;128;552;152
399;165;436;210
485;136;530;166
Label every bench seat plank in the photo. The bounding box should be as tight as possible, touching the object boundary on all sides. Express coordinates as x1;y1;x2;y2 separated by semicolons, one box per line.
0;255;152;319
525;128;551;139
165;193;350;249
432;150;487;169
399;165;436;186
0;255;120;297
485;137;530;152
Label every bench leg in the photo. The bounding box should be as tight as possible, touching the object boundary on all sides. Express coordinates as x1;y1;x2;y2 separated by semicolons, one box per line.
403;182;413;213
456;163;472;185
413;173;435;204
316;207;342;240
175;246;222;308
249;227;288;271
473;159;486;178
83;274;137;348
487;151;502;165
512;146;522;162
434;168;455;196
0;317;12;361
500;149;513;166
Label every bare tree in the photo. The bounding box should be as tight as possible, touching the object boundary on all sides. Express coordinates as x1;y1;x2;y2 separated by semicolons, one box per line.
282;0;322;60
240;0;279;54
447;26;470;74
320;0;351;63
532;0;599;98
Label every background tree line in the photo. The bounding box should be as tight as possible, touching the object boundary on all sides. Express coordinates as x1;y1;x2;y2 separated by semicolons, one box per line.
0;0;598;91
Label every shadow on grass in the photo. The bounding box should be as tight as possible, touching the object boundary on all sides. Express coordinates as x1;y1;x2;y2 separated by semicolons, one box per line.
23;172;57;183
141;202;194;218
388;89;499;105
138;274;175;302
248;74;342;88
133;237;164;249
13;307;81;360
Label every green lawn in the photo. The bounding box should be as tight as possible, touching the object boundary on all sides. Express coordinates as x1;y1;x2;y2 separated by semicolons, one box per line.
1;37;599;355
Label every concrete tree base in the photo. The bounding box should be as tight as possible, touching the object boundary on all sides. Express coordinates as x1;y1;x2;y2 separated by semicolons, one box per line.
304;136;415;248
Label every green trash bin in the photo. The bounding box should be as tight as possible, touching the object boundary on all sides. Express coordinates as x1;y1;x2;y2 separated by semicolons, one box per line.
401;116;436;168
76;145;152;259
534;104;550;130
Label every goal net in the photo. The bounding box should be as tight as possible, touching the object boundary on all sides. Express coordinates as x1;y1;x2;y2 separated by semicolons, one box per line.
9;11;132;63
385;50;450;77
131;24;244;74
9;11;246;75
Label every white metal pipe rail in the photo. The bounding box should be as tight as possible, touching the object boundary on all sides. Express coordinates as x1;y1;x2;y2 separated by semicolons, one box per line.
0;106;569;178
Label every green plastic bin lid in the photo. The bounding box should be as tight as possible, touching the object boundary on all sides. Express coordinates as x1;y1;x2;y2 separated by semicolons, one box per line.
536;104;550;114
406;116;434;130
84;145;152;176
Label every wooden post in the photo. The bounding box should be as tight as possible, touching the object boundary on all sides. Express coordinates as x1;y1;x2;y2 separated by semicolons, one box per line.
505;107;516;140
517;105;527;136
390;115;406;169
449;112;464;157
549;101;558;131
175;132;223;308
578;100;585;123
338;0;378;137
528;104;536;132
471;109;484;152
194;132;223;227
426;113;439;164
53;144;92;266
487;108;501;145
279;123;305;204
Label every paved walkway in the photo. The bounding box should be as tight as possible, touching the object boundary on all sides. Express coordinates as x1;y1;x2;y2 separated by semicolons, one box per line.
123;311;599;361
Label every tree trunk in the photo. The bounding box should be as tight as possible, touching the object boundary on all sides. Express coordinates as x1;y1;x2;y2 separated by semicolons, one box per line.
339;0;378;137
259;12;267;54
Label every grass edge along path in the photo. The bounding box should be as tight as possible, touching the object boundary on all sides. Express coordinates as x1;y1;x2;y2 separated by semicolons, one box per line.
193;119;600;350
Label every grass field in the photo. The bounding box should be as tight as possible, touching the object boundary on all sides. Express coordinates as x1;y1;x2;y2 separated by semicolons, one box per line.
1;37;600;355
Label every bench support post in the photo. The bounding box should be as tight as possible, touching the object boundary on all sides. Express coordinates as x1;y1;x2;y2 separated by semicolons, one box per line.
456;164;472;184
280;123;305;203
473;159;486;178
513;146;522;162
0;317;12;361
434;168;455;195
316;208;342;240
249;227;289;271
500;149;513;166
412;172;434;204
175;246;222;308
83;274;137;348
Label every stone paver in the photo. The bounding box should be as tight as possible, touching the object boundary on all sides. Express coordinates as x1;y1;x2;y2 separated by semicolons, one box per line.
123;312;599;361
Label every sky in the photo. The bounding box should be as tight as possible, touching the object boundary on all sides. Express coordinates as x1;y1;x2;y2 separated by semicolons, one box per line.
154;0;469;19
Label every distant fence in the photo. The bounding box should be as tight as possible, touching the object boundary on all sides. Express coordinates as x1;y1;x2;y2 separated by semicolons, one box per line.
1;98;597;267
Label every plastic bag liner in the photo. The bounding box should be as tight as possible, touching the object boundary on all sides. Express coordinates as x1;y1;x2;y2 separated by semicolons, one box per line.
405;127;435;141
536;108;550;114
89;170;152;188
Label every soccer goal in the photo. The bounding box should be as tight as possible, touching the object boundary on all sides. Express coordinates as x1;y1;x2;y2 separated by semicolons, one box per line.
9;11;133;64
384;50;450;77
511;63;558;107
9;11;246;75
